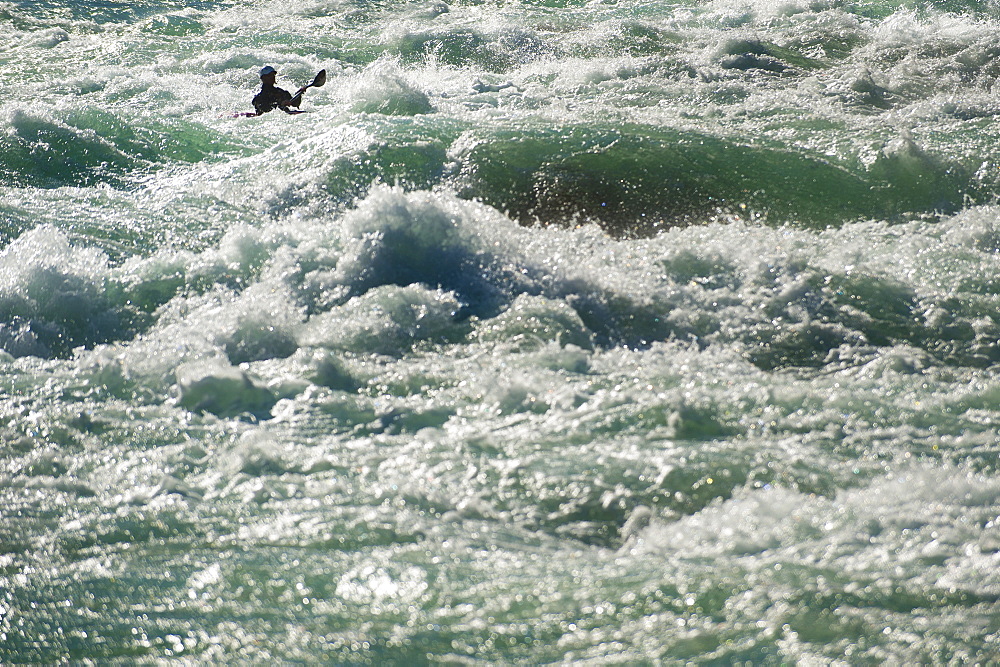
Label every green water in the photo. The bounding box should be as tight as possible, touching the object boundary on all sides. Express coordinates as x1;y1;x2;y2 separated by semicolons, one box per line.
2;0;1000;662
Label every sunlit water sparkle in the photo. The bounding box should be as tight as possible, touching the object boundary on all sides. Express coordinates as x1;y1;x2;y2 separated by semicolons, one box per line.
2;0;1000;662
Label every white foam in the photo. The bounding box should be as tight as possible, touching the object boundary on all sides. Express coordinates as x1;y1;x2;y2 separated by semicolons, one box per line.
0;225;112;356
301;284;462;355
629;467;1000;583
339;60;433;116
175;359;275;417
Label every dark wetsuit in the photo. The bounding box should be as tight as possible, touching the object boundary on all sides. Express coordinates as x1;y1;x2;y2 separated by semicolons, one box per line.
252;83;300;114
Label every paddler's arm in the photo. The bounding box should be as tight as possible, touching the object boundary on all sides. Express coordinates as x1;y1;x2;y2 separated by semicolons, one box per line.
279;86;309;110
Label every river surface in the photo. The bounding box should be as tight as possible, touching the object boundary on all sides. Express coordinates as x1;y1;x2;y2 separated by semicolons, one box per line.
2;0;1000;662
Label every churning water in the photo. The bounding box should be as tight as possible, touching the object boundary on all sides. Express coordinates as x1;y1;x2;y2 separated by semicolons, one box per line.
2;0;1000;661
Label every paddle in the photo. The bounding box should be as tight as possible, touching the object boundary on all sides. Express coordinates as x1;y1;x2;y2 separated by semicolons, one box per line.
284;69;327;110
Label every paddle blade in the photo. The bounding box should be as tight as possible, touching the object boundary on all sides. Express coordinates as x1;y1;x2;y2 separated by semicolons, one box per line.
311;69;327;88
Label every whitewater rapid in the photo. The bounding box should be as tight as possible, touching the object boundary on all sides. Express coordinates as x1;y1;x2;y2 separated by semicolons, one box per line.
3;0;1000;662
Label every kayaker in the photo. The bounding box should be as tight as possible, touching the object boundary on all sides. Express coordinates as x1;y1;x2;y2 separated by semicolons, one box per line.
252;66;308;115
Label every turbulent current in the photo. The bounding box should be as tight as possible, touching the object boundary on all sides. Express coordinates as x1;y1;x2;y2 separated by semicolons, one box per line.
3;0;1000;662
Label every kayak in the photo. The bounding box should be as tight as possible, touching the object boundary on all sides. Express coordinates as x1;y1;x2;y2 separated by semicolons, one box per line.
229;109;309;118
